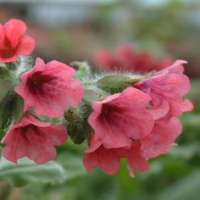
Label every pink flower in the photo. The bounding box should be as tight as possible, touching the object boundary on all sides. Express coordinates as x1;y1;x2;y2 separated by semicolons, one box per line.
15;58;84;118
115;44;154;72
126;142;149;176
88;87;154;148
0;19;35;63
93;49;119;70
84;117;182;176
93;44;172;72
83;135;149;175
83;135;121;175
1;115;67;164
136;60;193;119
141;117;182;159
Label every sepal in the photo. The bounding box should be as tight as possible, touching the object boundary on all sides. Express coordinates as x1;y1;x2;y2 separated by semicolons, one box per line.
71;61;92;80
97;73;144;94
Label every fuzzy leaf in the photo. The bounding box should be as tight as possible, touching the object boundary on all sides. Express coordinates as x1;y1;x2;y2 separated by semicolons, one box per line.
0;157;66;186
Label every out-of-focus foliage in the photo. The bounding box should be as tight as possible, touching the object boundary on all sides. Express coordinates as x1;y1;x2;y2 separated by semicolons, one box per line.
157;171;200;200
0;158;66;186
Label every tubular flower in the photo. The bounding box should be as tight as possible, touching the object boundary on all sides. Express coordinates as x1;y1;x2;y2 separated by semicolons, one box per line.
0;19;35;63
15;58;84;118
83;135;149;175
136;60;193;119
140;117;182;159
1;115;67;164
88;87;154;148
83;117;182;175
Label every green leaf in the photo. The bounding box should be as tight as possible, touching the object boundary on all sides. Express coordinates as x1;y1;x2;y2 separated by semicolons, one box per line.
0;158;66;186
0;66;15;103
0;79;13;103
0;93;24;140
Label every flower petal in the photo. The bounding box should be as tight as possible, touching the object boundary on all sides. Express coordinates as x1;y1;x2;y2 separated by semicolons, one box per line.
4;19;26;48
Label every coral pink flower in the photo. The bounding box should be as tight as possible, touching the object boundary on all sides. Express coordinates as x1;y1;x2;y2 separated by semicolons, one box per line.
126;143;149;176
115;44;173;72
83;135;149;175
83;135;121;175
115;44;154;72
136;60;193;119
93;49;119;70
93;44;172;72
88;87;154;148
1;115;67;164
141;117;182;159
0;19;35;63
15;58;84;118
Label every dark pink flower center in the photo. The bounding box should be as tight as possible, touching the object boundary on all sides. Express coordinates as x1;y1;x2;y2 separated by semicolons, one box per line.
27;72;55;95
15;124;46;143
100;103;122;123
19;124;38;135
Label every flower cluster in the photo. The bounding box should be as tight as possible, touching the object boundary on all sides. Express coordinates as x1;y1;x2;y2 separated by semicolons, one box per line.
0;19;193;176
83;60;193;175
0;19;83;163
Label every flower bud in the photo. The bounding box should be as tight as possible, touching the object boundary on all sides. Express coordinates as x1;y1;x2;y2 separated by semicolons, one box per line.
97;74;143;94
65;102;92;144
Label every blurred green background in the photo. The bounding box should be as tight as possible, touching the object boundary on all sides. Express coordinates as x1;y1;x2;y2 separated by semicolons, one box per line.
0;0;200;200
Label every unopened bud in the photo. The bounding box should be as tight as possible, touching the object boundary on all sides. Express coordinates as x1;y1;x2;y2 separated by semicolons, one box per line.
97;74;143;94
64;102;92;144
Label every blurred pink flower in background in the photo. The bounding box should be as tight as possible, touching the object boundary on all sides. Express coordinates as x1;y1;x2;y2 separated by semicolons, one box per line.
93;44;173;72
0;19;35;63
